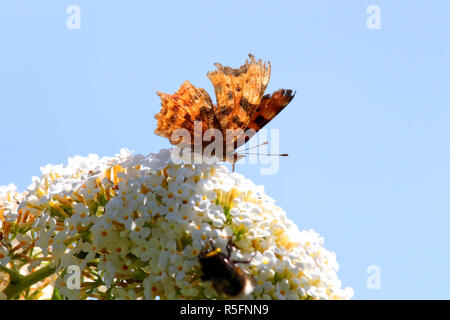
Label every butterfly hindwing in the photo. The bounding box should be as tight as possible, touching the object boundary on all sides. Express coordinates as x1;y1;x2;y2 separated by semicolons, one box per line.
155;80;220;146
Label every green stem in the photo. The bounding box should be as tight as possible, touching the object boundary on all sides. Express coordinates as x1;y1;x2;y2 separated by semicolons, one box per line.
2;265;56;299
0;265;23;283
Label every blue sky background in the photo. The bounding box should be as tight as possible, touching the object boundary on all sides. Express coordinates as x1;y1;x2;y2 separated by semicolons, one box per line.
1;1;449;299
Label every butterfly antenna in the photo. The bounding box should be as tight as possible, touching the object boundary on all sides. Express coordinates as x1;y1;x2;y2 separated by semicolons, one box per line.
239;152;289;157
236;141;288;165
238;141;269;152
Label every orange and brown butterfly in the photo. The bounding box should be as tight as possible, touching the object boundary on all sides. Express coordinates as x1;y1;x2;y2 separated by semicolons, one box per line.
154;54;295;165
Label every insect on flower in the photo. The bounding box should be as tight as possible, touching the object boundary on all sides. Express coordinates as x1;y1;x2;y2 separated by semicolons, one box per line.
154;54;295;170
198;239;256;297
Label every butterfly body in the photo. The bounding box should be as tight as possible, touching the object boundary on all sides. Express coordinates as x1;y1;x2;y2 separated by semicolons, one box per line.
154;54;295;163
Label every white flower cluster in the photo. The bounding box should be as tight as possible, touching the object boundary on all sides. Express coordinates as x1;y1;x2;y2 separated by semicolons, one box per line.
0;184;24;267
0;149;353;300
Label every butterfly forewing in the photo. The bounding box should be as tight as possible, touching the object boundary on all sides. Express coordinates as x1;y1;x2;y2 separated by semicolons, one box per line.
207;54;271;132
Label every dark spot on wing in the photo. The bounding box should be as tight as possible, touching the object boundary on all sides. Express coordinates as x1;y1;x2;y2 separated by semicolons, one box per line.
221;65;249;77
232;115;244;127
239;97;256;114
219;105;232;116
180;118;193;132
199;106;210;118
200;106;215;123
253;115;267;129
